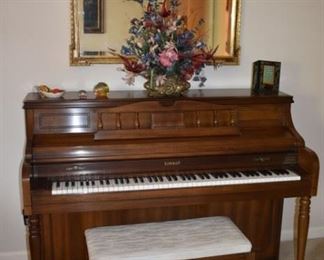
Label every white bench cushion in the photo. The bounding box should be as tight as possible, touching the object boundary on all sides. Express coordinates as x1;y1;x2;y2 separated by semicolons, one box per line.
85;216;252;260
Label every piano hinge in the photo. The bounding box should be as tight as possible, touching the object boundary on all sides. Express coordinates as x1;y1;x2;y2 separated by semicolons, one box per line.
23;215;29;226
97;113;103;129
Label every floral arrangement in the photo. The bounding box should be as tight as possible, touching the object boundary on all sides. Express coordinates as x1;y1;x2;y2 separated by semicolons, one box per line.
113;0;219;93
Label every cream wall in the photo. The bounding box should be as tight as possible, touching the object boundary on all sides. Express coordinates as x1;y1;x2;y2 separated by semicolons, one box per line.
0;0;323;259
0;0;5;255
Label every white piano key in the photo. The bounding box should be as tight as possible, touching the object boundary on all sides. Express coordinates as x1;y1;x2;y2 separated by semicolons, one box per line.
58;182;65;195
51;169;301;195
51;182;58;195
67;181;73;194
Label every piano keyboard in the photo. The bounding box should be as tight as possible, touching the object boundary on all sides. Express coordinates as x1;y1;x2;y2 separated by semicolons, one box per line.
51;169;300;195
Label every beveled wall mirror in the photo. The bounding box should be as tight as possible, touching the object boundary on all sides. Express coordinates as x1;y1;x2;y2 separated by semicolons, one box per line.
70;0;241;66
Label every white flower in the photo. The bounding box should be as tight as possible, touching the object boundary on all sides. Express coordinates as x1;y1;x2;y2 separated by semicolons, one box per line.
156;75;167;86
164;41;177;51
123;71;136;85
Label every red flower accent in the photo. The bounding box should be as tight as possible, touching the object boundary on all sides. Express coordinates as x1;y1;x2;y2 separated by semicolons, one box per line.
119;55;146;74
180;66;195;81
190;46;219;69
144;20;154;28
147;3;153;13
160;0;171;17
202;46;219;66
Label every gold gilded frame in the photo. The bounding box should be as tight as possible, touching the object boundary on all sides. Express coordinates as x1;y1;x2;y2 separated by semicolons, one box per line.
70;0;242;66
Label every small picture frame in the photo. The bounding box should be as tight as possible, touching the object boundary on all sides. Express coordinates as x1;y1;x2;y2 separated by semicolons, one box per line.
83;0;104;34
251;60;281;94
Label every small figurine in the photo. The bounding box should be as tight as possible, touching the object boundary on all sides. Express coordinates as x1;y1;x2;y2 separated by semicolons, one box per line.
93;82;109;98
37;84;65;99
78;90;87;99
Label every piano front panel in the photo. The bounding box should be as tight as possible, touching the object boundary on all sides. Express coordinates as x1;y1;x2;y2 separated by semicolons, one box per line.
38;200;283;260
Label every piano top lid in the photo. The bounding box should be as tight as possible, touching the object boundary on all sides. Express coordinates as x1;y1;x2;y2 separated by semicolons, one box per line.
23;89;293;109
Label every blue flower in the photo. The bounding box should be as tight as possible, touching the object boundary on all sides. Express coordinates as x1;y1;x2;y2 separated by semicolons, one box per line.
129;26;138;35
121;46;134;56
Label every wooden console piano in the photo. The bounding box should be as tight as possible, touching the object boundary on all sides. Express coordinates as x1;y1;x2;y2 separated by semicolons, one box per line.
22;89;319;260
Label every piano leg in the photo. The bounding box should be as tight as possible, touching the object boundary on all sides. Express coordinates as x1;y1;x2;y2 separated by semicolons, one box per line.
296;196;311;260
28;215;41;260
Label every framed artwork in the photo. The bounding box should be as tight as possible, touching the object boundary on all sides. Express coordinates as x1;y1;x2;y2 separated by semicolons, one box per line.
252;60;281;94
70;0;242;65
83;0;104;33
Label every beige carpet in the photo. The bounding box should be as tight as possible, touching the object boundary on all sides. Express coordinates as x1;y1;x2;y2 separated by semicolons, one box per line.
279;238;324;260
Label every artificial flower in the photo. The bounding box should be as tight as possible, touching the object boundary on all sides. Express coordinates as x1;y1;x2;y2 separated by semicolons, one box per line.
111;0;219;86
159;48;179;67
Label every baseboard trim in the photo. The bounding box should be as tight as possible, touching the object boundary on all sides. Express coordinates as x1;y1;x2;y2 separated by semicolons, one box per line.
0;251;28;260
281;226;324;241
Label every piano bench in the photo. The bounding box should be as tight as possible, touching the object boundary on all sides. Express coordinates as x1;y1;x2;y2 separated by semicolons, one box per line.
85;216;253;260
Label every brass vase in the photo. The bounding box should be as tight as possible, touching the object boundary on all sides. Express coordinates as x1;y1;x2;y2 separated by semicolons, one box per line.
144;76;190;97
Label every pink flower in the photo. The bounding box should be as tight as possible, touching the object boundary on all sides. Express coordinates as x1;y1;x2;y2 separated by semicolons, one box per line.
159;48;179;67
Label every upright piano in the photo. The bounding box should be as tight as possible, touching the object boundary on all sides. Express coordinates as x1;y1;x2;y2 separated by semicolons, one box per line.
22;89;319;260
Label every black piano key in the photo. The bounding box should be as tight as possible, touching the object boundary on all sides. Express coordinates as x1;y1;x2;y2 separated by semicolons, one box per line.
228;172;238;178
273;169;289;175
134;177;138;183
114;179;119;184
153;176;158;182
72;181;75;187
126;178;130;184
100;180;104;185
180;175;186;181
158;176;163;182
120;178;124;184
259;170;273;176
148;176;153;183
55;182;60;188
211;173;219;179
234;172;242;177
191;174;197;180
198;174;205;180
271;170;281;175
105;179;110;185
86;181;90;186
139;176;144;183
243;171;255;177
281;169;289;174
171;175;178;181
220;173;229;178
167;175;172;181
203;173;211;179
91;180;95;186
65;182;69;187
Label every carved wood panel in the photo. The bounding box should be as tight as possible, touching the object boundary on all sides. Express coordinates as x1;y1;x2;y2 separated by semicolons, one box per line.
95;100;240;140
34;109;96;134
